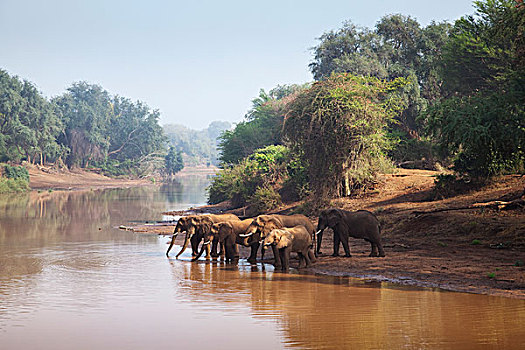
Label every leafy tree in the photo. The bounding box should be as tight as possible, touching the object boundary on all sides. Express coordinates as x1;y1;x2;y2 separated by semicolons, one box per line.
218;84;307;165
283;73;407;199
424;0;525;177
165;146;184;176
309;16;451;139
54;82;113;167
0;69;63;164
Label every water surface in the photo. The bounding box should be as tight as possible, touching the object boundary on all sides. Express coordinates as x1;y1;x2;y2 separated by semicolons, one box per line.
0;178;524;349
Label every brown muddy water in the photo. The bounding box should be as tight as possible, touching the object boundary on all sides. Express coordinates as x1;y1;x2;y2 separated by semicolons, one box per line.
1;177;524;350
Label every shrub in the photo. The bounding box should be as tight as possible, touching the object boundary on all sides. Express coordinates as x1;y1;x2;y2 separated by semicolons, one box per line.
248;185;282;215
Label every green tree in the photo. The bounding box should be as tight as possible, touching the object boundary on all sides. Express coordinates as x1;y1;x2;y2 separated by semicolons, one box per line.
218;84;307;165
0;69;63;164
424;0;525;177
165;146;184;176
283;74;406;199
54;82;113;167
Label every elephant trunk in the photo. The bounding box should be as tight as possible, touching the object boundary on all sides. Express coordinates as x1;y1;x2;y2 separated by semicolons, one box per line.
166;233;179;257
316;229;324;255
175;232;192;258
191;240;211;262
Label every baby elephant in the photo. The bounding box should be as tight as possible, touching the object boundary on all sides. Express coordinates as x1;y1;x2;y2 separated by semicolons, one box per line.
263;225;313;271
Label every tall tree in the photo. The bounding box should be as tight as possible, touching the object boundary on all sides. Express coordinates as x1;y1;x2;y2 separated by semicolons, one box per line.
54;82;113;167
424;0;524;177
283;74;406;198
218;84;307;165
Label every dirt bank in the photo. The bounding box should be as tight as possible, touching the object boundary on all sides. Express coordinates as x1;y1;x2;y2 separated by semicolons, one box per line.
131;169;525;299
27;164;151;190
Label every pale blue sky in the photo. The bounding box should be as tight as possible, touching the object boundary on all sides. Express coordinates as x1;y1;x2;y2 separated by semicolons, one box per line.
1;0;474;129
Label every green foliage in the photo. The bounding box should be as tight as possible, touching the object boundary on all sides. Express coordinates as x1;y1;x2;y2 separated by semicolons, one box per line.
218;85;307;165
309;16;452;139
248;185;282;215
0;164;30;193
3;164;29;182
207;145;297;207
0;70;64;164
424;0;525;178
165;146;184;176
471;239;482;245
487;272;496;279
283;73;406;199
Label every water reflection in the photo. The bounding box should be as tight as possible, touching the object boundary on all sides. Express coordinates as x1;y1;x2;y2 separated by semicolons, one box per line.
170;260;525;349
0;182;524;350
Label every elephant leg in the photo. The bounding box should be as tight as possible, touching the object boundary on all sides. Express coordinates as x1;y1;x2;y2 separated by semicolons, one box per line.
218;241;226;260
332;231;340;256
233;244;240;264
247;242;259;264
190;235;199;257
304;250;312;267
369;241;378;257
297;253;306;268
281;247;291;271
272;244;282;268
340;235;352;257
210;240;219;258
205;243;211;260
377;240;386;257
308;249;316;263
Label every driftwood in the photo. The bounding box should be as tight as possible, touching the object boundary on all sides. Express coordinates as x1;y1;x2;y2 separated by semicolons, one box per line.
413;197;524;216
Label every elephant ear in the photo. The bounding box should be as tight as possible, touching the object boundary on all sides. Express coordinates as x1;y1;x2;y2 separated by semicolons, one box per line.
276;231;292;249
264;218;281;234
326;209;343;228
220;222;233;241
200;217;214;233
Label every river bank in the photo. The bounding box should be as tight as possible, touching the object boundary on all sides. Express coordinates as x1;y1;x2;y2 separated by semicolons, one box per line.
26;164;218;190
155;169;525;299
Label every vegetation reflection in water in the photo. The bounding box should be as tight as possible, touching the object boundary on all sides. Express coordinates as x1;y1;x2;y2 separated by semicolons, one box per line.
170;259;525;349
0;183;523;349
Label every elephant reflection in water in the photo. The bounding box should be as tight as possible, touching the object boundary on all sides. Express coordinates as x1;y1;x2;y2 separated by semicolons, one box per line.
167;260;393;348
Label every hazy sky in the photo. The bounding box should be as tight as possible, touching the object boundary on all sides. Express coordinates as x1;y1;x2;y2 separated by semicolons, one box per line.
1;0;474;129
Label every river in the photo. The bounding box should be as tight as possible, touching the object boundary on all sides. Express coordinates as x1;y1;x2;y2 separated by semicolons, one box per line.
0;176;524;349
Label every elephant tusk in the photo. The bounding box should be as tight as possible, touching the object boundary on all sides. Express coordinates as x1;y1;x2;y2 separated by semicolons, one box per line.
239;232;253;237
315;230;322;236
203;240;211;245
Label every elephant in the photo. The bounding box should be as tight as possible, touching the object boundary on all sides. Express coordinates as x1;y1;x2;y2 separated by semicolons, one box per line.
166;213;239;258
316;208;385;257
192;219;253;263
166;215;196;257
241;214;316;267
263;225;313;271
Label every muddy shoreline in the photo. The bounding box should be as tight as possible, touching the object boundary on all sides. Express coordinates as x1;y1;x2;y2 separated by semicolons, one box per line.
158;169;525;299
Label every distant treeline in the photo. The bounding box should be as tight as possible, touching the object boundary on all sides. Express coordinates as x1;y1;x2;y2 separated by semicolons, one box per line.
210;0;524;211
0;74;170;177
164;121;231;167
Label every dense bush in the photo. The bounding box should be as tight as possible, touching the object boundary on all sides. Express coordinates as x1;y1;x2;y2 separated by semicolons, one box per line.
0;164;30;193
207;145;306;207
283;73;405;199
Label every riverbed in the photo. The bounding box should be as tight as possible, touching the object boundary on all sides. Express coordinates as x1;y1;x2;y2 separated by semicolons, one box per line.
1;177;524;349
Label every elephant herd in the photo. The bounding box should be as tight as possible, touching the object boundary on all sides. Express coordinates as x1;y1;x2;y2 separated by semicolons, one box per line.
166;208;385;271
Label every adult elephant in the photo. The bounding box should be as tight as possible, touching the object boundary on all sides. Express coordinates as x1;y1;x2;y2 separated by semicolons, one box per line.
166;214;239;258
241;214;316;267
263;225;313;271
316;208;385;257
192;219;253;263
166;215;195;257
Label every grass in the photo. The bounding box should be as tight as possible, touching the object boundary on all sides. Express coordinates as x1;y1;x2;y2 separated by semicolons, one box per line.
471;239;481;245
